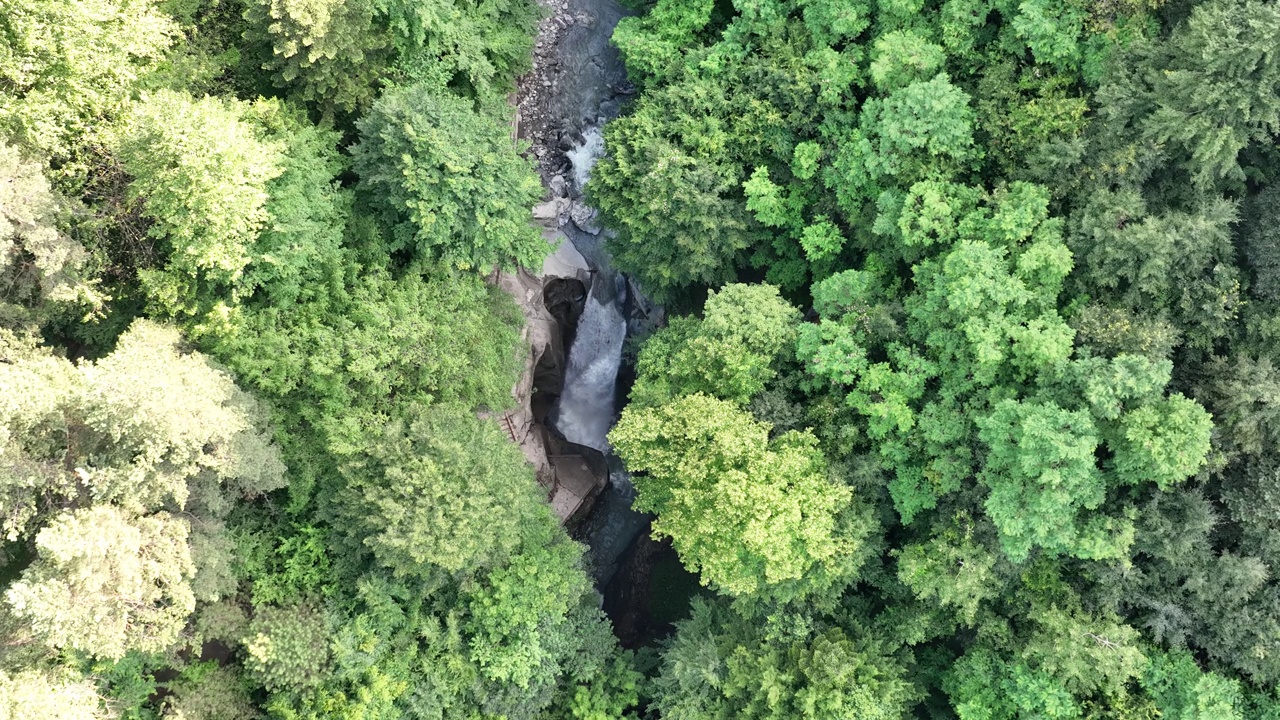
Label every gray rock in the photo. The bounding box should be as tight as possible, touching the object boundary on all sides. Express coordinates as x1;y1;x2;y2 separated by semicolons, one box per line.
569;200;601;235
549;174;568;198
532;198;569;228
541;231;591;279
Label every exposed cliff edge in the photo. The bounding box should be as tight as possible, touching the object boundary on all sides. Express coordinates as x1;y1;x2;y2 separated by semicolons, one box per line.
489;198;611;521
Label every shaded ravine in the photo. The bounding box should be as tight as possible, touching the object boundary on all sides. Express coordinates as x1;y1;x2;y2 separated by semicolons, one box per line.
517;0;652;589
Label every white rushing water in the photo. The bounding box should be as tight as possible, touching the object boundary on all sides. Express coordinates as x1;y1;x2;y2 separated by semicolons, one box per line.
566;125;606;193
552;273;626;452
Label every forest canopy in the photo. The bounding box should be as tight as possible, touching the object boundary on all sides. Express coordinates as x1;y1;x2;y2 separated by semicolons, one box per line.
2;0;1280;717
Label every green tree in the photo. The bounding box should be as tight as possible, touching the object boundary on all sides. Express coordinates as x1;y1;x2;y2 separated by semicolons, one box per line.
630;284;800;407
869;30;946;92
1142;650;1246;720
243;600;332;694
977;399;1118;562
5;506;195;660
834;73;976;203
592;80;766;300
946;568;1148;718
244;0;390;115
1140;0;1280;189
652;598;916;720
610;393;867;602
161;665;259;720
0;321;284;537
0;0;177;164
336;404;543;580
244;0;537;114
352;85;544;272
115;91;285;320
0;143;99;327
1067;190;1241;353
0;669;110;720
463;525;592;690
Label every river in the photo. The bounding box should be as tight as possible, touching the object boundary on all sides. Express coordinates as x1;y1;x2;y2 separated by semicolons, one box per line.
519;0;652;589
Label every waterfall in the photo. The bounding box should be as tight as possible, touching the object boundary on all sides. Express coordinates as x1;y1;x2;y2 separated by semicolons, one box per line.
552;272;626;452
531;0;652;589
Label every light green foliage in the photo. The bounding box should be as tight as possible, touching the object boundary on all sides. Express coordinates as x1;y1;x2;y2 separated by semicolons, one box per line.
558;652;642;720
1108;394;1212;489
895;522;999;625
1142;651;1245;720
384;0;539;94
799;177;1212;564
76;320;286;511
0;329;81;540
352;85;543;272
337;405;542;579
116;91;285;319
611;0;716;83
1010;0;1085;70
0;320;284;668
0;669;110;720
236;110;349;309
233;520;333;607
463;526;591;689
243;601;332;694
855;74;976;185
5;506;195;660
869;30;946;92
798;217;845;262
946;574;1147;718
977;399;1118;561
0;143;99;325
652;598;915;720
799;183;1077;525
0;0;177;163
743;167;800;229
610;394;864;601
630;284;800;407
0;321;283;538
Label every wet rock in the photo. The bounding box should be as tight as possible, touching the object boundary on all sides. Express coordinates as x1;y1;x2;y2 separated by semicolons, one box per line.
570;200;601;235
549;174;568;198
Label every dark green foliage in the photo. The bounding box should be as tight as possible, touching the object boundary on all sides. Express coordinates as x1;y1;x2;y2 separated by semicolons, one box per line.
589;80;764;299
243;0;538;115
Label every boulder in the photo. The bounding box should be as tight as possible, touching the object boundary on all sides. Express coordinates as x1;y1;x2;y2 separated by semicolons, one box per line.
532;197;569;228
569;200;601;235
541;231;591;279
